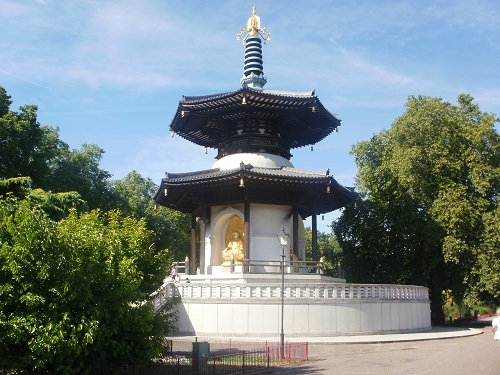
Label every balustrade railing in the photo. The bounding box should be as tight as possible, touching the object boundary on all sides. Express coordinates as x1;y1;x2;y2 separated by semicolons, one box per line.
171;260;188;275
153;282;429;313
173;259;326;276
222;259;324;275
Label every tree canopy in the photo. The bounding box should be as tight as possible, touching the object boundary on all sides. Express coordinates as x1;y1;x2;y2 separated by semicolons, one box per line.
0;104;65;188
304;227;343;277
0;85;188;372
0;88;114;210
334;94;500;323
0;86;12;117
46;143;114;211
112;171;192;262
0;194;173;373
0;85;192;258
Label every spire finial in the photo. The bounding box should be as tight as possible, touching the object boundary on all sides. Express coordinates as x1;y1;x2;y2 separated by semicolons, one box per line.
237;6;270;44
237;7;270;90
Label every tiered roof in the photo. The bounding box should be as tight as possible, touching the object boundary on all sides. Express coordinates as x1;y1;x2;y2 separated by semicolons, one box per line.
154;163;356;218
155;7;357;215
170;87;340;159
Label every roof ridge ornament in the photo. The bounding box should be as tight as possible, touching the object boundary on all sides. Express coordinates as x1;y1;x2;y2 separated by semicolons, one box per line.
237;6;270;91
237;6;271;44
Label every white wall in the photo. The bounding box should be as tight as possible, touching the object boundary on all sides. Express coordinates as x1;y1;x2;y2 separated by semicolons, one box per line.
157;283;432;337
175;298;431;337
207;203;306;274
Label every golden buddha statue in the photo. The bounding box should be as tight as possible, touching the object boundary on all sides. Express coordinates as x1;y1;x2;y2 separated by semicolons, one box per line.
222;230;245;263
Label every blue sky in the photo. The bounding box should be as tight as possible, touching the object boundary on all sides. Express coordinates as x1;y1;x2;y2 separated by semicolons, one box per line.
1;0;499;232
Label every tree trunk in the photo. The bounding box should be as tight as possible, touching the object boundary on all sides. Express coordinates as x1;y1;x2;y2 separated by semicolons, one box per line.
429;265;446;325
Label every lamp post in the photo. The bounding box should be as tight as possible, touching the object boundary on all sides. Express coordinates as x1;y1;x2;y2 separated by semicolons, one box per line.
277;227;289;358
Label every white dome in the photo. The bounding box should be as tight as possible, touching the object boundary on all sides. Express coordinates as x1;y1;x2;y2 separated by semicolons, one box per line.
213;153;294;170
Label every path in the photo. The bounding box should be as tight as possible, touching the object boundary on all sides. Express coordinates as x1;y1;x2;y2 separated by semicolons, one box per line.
264;321;500;374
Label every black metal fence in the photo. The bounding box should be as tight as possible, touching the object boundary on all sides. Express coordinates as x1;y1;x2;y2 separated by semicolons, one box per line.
102;340;308;374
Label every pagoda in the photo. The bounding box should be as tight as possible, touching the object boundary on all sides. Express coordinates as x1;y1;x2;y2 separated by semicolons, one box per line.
154;6;357;276
153;7;431;338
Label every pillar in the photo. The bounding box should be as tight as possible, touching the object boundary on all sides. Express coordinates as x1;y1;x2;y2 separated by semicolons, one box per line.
200;205;206;274
312;212;318;262
190;214;197;274
293;206;299;258
244;198;250;259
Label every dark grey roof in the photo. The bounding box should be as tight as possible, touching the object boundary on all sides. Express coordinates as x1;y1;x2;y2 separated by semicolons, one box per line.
182;89;317;103
154;164;358;217
169;87;341;155
166;166;330;181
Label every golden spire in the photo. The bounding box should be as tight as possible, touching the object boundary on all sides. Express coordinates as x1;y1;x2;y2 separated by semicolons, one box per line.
237;6;270;44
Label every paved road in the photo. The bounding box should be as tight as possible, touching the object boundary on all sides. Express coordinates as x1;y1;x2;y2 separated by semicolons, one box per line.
264;323;500;374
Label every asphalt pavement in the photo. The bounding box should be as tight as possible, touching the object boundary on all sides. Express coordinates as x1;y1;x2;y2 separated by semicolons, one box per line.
258;318;500;374
170;318;500;374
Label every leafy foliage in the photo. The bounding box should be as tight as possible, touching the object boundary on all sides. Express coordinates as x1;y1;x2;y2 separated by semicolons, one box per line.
476;206;500;300
0;104;65;188
0;86;192;374
112;171;192;262
0;86;192;260
0;196;173;373
0;176;32;198
46;143;114;211
304;227;342;276
1;177;88;221
334;94;500;323
0;86;114;210
0;86;12;117
0;86;197;371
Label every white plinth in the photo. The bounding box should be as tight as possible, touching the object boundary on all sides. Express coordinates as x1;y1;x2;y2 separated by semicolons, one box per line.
154;276;431;338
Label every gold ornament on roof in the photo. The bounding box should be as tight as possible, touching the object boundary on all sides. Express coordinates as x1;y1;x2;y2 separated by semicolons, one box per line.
237;6;270;44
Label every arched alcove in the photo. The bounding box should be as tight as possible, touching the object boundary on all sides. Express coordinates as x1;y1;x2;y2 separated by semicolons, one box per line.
222;217;245;264
211;206;245;267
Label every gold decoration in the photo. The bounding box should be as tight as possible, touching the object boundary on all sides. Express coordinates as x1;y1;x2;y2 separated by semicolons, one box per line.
222;216;245;264
237;6;270;44
246;6;260;36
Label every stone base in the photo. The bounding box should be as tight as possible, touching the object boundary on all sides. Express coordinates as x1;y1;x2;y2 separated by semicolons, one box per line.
155;276;431;338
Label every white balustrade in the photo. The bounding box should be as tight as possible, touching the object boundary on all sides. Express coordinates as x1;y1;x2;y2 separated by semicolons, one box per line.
154;282;429;313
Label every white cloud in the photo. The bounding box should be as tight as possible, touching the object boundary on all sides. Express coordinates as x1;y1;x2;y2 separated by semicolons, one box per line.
2;0;499;191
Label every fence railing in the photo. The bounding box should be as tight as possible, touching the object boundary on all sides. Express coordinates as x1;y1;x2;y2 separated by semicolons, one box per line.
153;282;429;313
221;258;325;275
170;260;188;275
103;341;308;375
203;343;308;374
171;258;329;276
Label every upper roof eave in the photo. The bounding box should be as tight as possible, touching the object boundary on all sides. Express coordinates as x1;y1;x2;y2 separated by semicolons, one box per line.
181;87;316;104
153;164;359;215
169;87;341;148
162;165;342;184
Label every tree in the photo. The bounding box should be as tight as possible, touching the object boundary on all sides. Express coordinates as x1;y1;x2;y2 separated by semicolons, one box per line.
112;170;158;218
47;143;114;210
304;227;343;277
1;175;89;221
112;171;192;262
476;205;500;300
334;94;500;324
0;102;65;187
0;85;12;117
0;86;114;210
0;196;174;374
